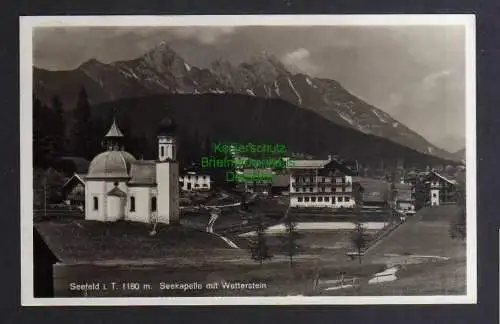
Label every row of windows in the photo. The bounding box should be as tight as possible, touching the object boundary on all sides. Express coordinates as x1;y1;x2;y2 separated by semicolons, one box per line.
180;182;209;188
92;196;157;212
159;146;174;158
130;196;157;212
294;187;349;193
297;196;351;203
293;176;348;183
181;175;209;181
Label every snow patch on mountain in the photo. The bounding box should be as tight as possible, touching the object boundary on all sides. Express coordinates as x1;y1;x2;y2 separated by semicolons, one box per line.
392;122;399;128
263;84;271;97
338;112;354;125
372;109;388;123
305;77;316;88
184;62;191;72
119;66;140;80
80;68;104;87
287;78;302;105
274;80;280;96
246;89;256;96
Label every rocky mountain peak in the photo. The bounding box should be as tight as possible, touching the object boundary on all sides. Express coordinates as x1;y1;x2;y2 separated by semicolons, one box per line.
78;58;105;69
141;41;186;75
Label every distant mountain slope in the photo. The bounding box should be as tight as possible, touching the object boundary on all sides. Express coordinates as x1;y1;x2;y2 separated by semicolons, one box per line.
434;135;466;154
90;94;456;168
453;148;466;161
33;42;456;161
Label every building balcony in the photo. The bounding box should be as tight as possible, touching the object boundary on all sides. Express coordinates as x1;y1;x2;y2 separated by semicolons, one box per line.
293;181;351;187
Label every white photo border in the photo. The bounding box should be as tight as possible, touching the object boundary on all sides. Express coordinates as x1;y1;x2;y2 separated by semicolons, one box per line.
20;14;477;306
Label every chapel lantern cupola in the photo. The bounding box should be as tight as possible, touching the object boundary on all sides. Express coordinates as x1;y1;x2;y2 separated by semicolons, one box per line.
102;115;125;151
157;116;177;162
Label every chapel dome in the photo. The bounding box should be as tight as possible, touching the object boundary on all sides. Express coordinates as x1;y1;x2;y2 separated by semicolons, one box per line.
87;150;136;179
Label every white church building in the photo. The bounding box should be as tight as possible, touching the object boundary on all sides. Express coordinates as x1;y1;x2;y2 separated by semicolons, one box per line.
84;116;179;224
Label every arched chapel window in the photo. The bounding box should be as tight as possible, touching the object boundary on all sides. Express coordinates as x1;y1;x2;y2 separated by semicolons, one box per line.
93;197;98;211
151;197;157;212
130;196;136;212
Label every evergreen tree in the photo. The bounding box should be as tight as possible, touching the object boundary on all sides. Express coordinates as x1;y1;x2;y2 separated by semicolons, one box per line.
72;88;93;159
249;214;272;266
413;179;427;211
51;95;66;156
282;212;301;268
450;181;466;239
33;94;56;168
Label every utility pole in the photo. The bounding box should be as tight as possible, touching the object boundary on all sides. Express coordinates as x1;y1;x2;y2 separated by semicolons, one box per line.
44;176;47;218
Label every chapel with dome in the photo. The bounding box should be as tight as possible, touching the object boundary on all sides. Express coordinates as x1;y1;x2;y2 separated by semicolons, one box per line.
84;116;179;224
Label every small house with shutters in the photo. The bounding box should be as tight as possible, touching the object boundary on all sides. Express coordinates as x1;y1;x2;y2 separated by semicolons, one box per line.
179;171;212;191
424;171;457;206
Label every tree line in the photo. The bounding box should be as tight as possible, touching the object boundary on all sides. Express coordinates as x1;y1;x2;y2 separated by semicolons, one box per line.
34;88;103;168
34;87;225;171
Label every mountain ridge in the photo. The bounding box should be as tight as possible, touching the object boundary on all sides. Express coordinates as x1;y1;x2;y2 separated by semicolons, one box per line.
33;41;458;161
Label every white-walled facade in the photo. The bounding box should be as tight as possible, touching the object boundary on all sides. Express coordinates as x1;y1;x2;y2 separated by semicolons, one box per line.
84;117;179;225
179;172;211;191
288;159;356;209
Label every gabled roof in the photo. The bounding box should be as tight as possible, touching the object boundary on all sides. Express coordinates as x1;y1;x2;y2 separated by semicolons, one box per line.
288;159;357;176
427;171;457;185
288;159;330;169
61;173;85;189
128;160;156;185
394;183;412;202
104;117;124;138
106;186;127;197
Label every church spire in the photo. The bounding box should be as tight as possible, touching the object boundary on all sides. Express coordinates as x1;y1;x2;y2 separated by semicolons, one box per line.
105;117;124;138
102;111;125;151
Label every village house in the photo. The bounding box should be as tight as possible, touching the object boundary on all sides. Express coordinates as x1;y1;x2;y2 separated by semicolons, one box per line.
353;177;390;210
179;171;211;191
239;168;290;196
288;157;358;208
59;157;90;207
61;173;86;208
424;171;457;206
394;182;415;214
83;116;179;224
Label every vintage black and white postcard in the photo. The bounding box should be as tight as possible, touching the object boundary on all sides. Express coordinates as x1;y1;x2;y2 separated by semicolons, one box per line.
20;15;476;306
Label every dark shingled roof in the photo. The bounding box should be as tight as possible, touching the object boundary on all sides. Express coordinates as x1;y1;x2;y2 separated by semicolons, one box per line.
354;177;389;203
288;159;357;176
128;161;156;185
272;174;290;187
394;183;412;202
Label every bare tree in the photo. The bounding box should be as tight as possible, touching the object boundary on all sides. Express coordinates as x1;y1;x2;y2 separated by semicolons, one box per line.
351;222;367;264
282;212;300;268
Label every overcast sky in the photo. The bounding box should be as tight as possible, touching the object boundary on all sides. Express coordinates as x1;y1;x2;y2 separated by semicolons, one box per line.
33;25;467;150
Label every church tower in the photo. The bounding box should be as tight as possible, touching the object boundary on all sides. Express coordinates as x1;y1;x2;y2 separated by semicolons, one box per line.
102;115;125;151
155;116;179;224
